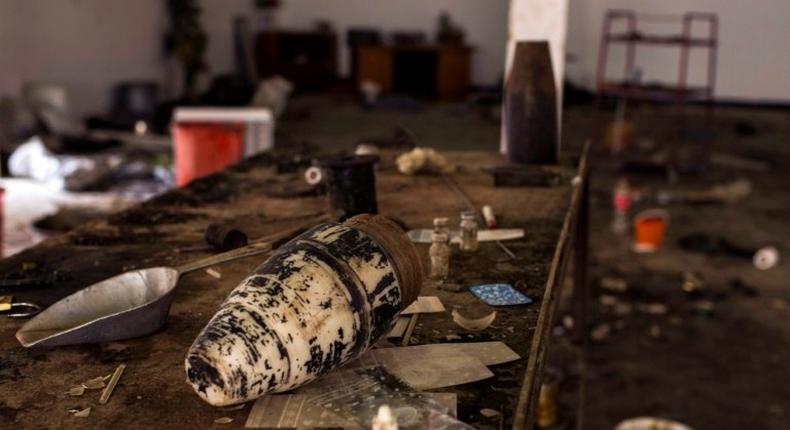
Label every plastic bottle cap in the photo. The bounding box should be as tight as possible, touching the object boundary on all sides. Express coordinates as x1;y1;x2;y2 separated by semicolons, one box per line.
304;166;323;185
753;246;779;270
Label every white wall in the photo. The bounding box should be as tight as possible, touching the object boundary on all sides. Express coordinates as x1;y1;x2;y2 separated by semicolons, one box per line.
0;0;254;119
3;0;785;112
277;0;509;86
566;0;790;102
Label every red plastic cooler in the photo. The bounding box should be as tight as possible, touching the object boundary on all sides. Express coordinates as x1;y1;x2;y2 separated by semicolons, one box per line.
171;123;244;187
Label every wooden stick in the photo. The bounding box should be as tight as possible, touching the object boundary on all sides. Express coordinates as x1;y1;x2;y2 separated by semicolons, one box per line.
512;141;591;429
400;314;419;346
99;364;126;405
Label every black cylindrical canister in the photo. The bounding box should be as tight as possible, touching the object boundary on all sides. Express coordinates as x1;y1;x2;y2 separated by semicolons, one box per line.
204;223;248;252
323;154;379;220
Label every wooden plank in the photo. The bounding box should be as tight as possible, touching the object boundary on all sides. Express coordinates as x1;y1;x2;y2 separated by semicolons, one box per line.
512;141;591;429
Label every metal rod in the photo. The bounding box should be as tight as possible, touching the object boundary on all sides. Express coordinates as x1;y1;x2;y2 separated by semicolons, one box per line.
401;314;419;346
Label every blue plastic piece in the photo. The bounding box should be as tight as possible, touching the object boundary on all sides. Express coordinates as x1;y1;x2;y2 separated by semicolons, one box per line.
469;283;533;306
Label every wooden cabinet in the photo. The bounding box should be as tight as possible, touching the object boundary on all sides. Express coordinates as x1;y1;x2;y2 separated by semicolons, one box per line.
437;47;472;101
356;46;393;93
355;45;473;101
255;31;338;90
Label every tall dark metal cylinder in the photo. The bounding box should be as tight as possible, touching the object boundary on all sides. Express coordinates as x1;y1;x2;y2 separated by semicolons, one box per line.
504;41;558;165
324;154;379;220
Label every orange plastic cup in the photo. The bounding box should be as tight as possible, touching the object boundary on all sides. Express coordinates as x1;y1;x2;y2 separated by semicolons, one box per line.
633;209;669;253
172;122;244;187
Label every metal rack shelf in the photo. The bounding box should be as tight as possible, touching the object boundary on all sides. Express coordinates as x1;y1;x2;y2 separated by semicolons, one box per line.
595;10;718;102
604;33;716;48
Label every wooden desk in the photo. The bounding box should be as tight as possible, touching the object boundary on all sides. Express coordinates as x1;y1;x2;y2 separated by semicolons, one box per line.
355;45;473;101
256;31;338;89
0;147;589;429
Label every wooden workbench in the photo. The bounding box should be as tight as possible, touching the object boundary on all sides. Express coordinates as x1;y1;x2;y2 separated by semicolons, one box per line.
0;148;589;429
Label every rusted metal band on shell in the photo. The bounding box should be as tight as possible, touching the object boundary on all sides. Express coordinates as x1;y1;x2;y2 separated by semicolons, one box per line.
344;214;423;308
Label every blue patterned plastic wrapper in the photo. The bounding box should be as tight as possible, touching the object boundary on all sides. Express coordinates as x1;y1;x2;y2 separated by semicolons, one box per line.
469;284;533;306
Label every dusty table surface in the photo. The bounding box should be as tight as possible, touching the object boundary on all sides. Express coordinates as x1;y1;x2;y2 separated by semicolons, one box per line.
0;150;574;429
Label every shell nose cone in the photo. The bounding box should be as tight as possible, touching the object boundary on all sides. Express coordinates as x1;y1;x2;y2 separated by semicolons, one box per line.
185;353;233;406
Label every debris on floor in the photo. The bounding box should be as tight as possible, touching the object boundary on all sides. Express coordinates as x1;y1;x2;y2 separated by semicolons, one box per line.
693;300;716;318
396;147;455;175
204;222;248;252
99;364;126;405
637;302;669;315
81;375;110;390
222;404;246;412
753;246;780;270
536;367;562;429
387;316;413;339
67;386;86;397
401;296;445;315
205;268;222;279
615;417;694;430
659;179;752;205
451;310;497;332
681;271;705;295
599;276;629;293
590;322;612;342
678;233;779;270
71;407;91;418
479;408;500;418
246;367;470;429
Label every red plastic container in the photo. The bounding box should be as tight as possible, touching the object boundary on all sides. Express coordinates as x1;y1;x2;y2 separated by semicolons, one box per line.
633;209;669;253
172;123;244;187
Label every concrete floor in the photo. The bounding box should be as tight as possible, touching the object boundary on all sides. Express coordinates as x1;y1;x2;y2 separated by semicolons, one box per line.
278;94;790;429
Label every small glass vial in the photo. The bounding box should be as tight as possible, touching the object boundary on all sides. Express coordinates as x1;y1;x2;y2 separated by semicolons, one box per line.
459;211;479;252
433;217;449;236
429;232;451;280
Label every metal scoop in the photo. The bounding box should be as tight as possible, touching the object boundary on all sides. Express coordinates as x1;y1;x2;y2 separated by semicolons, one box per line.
16;242;274;348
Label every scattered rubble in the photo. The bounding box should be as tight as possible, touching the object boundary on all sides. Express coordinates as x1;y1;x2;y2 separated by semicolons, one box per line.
590;323;612;342
452;310;497;332
599;277;628;293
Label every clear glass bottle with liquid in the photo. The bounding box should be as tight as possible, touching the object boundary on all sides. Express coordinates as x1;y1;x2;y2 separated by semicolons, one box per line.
459;211;479;252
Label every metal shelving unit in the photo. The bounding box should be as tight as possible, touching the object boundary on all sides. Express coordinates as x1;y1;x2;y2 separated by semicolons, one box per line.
594;10;719;175
596;10;718;103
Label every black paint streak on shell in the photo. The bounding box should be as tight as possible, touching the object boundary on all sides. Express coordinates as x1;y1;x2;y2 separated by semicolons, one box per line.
187;220;410;403
237;305;292;384
186;355;224;395
296;241;371;360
